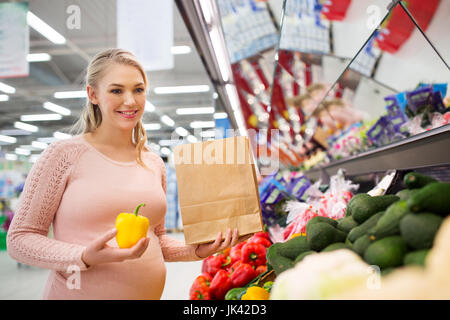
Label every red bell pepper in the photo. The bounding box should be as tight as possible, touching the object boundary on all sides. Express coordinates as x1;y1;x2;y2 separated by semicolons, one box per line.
247;235;271;248
209;269;232;300
241;242;267;267
189;273;212;300
229;262;256;288
229;241;246;264
202;254;228;277
254;231;270;241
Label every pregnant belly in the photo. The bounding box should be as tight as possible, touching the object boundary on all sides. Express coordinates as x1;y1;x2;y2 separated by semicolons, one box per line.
44;232;166;300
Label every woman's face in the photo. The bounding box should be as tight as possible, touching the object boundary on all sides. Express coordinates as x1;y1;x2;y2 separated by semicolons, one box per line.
87;63;146;132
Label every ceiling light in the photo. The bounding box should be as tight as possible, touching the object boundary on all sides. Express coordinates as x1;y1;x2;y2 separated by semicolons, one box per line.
27;53;51;62
14;122;39;133
209;26;230;82
225;84;240;111
175;127;189;137
143;123;161;131
190;121;215;129
160;115;175;127
214;112;228;119
160;147;171;155
0;129;32;136
159;139;181;146
0;82;15;94
5;154;18;161
27;11;66;44
43;102;71;116
53;91;86;99
53;131;72;140
32;141;48;149
21;114;62;121
0;94;9;101
0;135;17;144
200;130;216;138
154;85;210;95
145;100;155;112
15;148;31;156
176;107;215;115
171;46;191;55
37;137;58;143
187;135;198;143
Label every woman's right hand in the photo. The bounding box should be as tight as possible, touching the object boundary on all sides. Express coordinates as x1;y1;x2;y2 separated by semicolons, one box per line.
81;228;150;268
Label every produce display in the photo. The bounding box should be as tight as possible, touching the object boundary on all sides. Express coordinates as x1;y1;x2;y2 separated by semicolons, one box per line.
268;171;450;299
189;232;274;300
188;169;450;300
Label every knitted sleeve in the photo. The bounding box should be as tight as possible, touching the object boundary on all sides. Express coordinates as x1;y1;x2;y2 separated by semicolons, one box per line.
6;139;90;272
148;152;202;262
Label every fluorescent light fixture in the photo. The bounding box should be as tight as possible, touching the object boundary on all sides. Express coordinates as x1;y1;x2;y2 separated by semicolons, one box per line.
37;137;58;143
0;135;17;144
21;113;62;121
225;84;240;111
187;135;198;143
27;53;51;62
0;82;15;94
53;131;72;140
145;100;155;112
176;107;214;115
43;101;71;116
5;154;18;161
159;139;180;147
171;46;191;55
199;0;213;24
175;127;189;137
200;130;216;138
14;121;39;132
209;26;230;82
143;123;161;131
32;141;48;149
15;148;31;156
154;85;210;95
214;112;228;119
27;11;66;44
190;121;215;129
0;129;32;136
160;147;171;155
0;94;9;101
160;115;175;127
53;90;87;99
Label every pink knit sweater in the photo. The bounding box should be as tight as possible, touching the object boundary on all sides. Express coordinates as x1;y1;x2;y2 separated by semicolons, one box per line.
7;135;201;300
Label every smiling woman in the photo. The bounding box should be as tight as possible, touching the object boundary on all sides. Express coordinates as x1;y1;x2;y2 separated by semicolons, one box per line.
6;49;245;300
73;49;149;168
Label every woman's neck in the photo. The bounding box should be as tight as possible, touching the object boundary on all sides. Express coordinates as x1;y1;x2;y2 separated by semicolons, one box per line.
87;125;135;150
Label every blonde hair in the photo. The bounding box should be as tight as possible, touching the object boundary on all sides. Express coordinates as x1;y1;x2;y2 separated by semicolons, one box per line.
72;48;150;169
285;94;312;108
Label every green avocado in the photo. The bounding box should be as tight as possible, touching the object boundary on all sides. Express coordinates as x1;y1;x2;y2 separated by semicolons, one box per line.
352;194;399;224
336;216;359;234
306;222;347;251
399;213;443;249
364;236;408;269
403;249;429;267
348;211;384;243
277;235;310;260
403;172;437;189
369;200;410;240
407;182;450;216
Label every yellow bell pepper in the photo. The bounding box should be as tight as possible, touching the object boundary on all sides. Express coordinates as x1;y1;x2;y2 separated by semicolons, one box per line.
241;286;270;300
115;203;149;248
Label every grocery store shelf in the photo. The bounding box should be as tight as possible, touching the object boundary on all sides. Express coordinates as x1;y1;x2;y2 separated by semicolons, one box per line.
305;124;450;181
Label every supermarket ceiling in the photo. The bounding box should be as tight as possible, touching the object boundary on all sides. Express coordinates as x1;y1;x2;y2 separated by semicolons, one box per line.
0;0;235;156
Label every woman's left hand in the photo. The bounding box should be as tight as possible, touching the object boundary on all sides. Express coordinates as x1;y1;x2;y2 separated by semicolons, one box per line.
195;228;251;259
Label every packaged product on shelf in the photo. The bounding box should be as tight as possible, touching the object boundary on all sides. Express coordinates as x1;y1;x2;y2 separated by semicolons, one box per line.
273;169;358;241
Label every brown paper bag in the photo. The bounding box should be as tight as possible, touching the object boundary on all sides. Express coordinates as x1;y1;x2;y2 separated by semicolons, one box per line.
173;136;263;245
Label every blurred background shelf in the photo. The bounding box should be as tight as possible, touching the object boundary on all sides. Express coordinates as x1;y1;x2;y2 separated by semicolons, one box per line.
305;124;450;181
